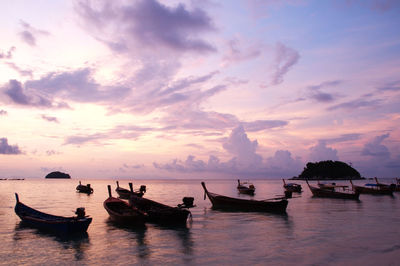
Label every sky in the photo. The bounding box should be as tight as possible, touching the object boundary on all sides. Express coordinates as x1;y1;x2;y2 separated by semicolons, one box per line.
0;0;400;179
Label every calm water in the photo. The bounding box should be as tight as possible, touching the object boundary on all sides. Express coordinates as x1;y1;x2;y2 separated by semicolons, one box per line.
0;178;399;265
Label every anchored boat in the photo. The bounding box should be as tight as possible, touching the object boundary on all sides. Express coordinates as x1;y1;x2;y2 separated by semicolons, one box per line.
202;182;288;213
14;193;92;234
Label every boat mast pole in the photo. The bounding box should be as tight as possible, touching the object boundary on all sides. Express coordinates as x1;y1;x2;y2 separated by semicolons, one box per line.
107;185;112;198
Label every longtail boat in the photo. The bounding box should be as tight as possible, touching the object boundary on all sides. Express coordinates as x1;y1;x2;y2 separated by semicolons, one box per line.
237;179;255;195
350;180;393;195
201;182;288;213
306;180;359;200
374;177;399;192
76;181;93;194
283;179;302;193
115;181;145;199
129;195;191;225
103;185;146;224
14;193;92;234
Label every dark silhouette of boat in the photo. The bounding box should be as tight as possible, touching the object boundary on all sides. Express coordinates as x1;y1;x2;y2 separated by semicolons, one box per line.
115;181;145;199
283;179;302;193
129;195;191;225
237;179;255;195
306;180;359;200
14;193;92;234
103;185;146;225
201;182;288;213
76;181;93;194
373;177;399;192
350;179;393;195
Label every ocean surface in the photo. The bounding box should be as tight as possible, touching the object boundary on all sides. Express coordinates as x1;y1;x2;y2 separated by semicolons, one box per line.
0;178;399;266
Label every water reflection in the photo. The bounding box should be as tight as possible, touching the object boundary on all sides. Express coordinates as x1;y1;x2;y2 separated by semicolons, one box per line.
14;222;90;261
105;218;150;259
151;224;194;264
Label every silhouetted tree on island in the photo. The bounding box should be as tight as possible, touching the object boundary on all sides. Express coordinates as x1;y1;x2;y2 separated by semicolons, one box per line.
293;160;363;180
45;171;71;179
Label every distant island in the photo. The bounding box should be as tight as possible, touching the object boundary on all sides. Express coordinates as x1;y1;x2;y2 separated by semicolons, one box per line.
45;171;71;179
291;160;364;180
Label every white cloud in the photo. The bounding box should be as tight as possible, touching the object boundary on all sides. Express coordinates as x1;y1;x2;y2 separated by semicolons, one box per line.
308;140;339;162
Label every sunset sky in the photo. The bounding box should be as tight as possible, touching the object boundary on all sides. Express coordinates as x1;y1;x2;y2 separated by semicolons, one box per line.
1;0;399;179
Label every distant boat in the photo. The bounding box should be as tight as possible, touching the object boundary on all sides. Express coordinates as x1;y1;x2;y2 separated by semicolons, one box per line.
317;181;338;191
103;185;146;225
14;193;92;234
115;181;145;199
306;180;359;200
350;179;393;195
76;181;94;194
201;182;288;213
129;194;191;225
237;179;255;195
373;177;399;192
283;179;302;193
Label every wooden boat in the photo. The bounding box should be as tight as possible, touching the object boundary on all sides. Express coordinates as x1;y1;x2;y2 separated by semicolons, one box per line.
201;182;288;213
115;181;145;199
129;195;191;225
237;179;255;195
103;185;146;224
317;181;338;191
374;177;399;192
76;181;93;194
306;180;359;200
14;193;92;234
350;180;393;195
283;179;302;192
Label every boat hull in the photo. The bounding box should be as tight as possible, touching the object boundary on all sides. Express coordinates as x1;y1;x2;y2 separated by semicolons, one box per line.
202;182;288;213
76;185;93;194
104;197;146;224
308;186;359;200
129;196;191;225
15;198;91;235
352;185;393;195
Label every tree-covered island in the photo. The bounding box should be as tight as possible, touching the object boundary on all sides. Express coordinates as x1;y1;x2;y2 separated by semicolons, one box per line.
291;160;365;180
45;171;71;179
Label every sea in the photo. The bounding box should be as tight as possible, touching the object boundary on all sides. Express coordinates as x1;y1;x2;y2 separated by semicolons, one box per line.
0;178;399;266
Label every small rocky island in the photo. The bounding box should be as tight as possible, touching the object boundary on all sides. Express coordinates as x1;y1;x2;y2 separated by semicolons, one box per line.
291;160;364;180
45;171;71;179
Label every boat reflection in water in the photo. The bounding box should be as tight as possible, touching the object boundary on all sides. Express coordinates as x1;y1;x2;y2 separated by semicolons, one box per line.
14;222;90;262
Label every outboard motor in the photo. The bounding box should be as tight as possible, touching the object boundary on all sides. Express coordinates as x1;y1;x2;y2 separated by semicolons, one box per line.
178;197;195;208
75;207;86;218
140;185;147;193
284;190;293;198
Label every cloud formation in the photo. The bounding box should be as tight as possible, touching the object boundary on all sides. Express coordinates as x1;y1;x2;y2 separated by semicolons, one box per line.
309;140;339;162
18;20;50;46
76;0;216;53
221;39;262;66
0;138;22;154
222;125;263;168
0;110;7;116
270;42;300;85
307;80;342;103
0;46;15;59
328;96;382;111
361;133;391;158
26;68;130;103
41;114;59;123
153;126;303;177
1;79;66;108
5;62;33;77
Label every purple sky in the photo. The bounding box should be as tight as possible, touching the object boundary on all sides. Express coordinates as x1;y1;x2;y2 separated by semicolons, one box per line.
0;0;399;179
